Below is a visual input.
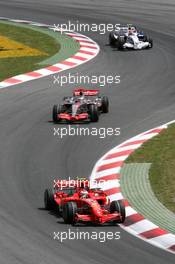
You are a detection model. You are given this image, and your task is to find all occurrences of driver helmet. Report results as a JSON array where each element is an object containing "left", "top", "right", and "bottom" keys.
[
  {"left": 80, "top": 189, "right": 88, "bottom": 198},
  {"left": 79, "top": 91, "right": 84, "bottom": 97},
  {"left": 79, "top": 91, "right": 85, "bottom": 101},
  {"left": 128, "top": 26, "right": 135, "bottom": 35},
  {"left": 128, "top": 28, "right": 133, "bottom": 35}
]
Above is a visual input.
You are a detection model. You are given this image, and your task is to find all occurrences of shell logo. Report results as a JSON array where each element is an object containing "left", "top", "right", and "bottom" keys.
[{"left": 0, "top": 36, "right": 48, "bottom": 58}]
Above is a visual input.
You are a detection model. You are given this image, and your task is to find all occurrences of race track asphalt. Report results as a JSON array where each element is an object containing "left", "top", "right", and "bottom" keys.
[{"left": 0, "top": 0, "right": 175, "bottom": 263}]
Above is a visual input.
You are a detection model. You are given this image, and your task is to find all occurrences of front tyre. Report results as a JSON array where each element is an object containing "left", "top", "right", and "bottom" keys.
[
  {"left": 101, "top": 96, "right": 109, "bottom": 113},
  {"left": 142, "top": 35, "right": 148, "bottom": 42},
  {"left": 52, "top": 104, "right": 63, "bottom": 122},
  {"left": 89, "top": 104, "right": 99, "bottom": 122},
  {"left": 147, "top": 38, "right": 153, "bottom": 49},
  {"left": 110, "top": 200, "right": 126, "bottom": 223},
  {"left": 52, "top": 105, "right": 58, "bottom": 122},
  {"left": 63, "top": 202, "right": 77, "bottom": 224}
]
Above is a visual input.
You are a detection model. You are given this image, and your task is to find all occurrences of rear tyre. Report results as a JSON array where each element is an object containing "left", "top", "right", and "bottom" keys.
[
  {"left": 101, "top": 96, "right": 109, "bottom": 113},
  {"left": 110, "top": 200, "right": 126, "bottom": 223},
  {"left": 89, "top": 104, "right": 99, "bottom": 122},
  {"left": 44, "top": 188, "right": 55, "bottom": 210},
  {"left": 63, "top": 202, "right": 77, "bottom": 224}
]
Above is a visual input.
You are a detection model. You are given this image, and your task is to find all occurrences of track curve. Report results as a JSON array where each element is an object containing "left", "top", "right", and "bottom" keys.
[{"left": 0, "top": 0, "right": 175, "bottom": 263}]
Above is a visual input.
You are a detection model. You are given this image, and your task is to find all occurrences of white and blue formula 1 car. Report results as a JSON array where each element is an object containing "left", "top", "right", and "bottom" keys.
[
  {"left": 109, "top": 24, "right": 153, "bottom": 50},
  {"left": 121, "top": 33, "right": 153, "bottom": 50}
]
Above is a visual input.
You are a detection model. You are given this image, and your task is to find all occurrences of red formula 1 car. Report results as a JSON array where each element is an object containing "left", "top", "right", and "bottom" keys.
[
  {"left": 44, "top": 179, "right": 125, "bottom": 225},
  {"left": 52, "top": 88, "right": 109, "bottom": 123}
]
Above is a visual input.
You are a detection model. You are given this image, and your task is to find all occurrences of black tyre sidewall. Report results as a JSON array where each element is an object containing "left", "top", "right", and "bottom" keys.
[
  {"left": 110, "top": 200, "right": 126, "bottom": 223},
  {"left": 89, "top": 104, "right": 99, "bottom": 122},
  {"left": 149, "top": 38, "right": 153, "bottom": 48},
  {"left": 117, "top": 36, "right": 125, "bottom": 50},
  {"left": 52, "top": 105, "right": 58, "bottom": 122},
  {"left": 44, "top": 188, "right": 55, "bottom": 210},
  {"left": 109, "top": 32, "right": 116, "bottom": 46},
  {"left": 63, "top": 202, "right": 77, "bottom": 224},
  {"left": 101, "top": 96, "right": 109, "bottom": 113}
]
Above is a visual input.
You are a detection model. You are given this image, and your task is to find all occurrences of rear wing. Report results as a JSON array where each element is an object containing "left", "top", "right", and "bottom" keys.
[{"left": 73, "top": 88, "right": 99, "bottom": 96}]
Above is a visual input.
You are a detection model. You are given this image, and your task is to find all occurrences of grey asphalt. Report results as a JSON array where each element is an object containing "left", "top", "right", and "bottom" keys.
[{"left": 0, "top": 0, "right": 175, "bottom": 263}]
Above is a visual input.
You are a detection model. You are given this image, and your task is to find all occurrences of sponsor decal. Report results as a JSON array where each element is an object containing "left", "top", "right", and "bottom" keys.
[{"left": 0, "top": 36, "right": 48, "bottom": 58}]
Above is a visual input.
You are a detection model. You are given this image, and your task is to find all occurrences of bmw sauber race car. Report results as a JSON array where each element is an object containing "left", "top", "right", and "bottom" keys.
[
  {"left": 109, "top": 24, "right": 153, "bottom": 50},
  {"left": 52, "top": 88, "right": 109, "bottom": 123},
  {"left": 44, "top": 178, "right": 126, "bottom": 225},
  {"left": 121, "top": 32, "right": 153, "bottom": 50}
]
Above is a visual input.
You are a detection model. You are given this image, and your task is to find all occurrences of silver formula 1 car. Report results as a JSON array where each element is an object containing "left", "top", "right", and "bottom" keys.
[{"left": 52, "top": 88, "right": 109, "bottom": 123}]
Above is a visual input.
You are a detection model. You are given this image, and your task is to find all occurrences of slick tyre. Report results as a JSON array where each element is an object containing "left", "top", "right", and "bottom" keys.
[
  {"left": 148, "top": 38, "right": 153, "bottom": 49},
  {"left": 109, "top": 32, "right": 117, "bottom": 46},
  {"left": 89, "top": 104, "right": 99, "bottom": 122},
  {"left": 52, "top": 105, "right": 58, "bottom": 122},
  {"left": 117, "top": 37, "right": 125, "bottom": 50},
  {"left": 101, "top": 96, "right": 109, "bottom": 113},
  {"left": 63, "top": 202, "right": 77, "bottom": 224},
  {"left": 110, "top": 200, "right": 126, "bottom": 223},
  {"left": 44, "top": 188, "right": 55, "bottom": 210},
  {"left": 143, "top": 35, "right": 148, "bottom": 42},
  {"left": 52, "top": 104, "right": 62, "bottom": 123}
]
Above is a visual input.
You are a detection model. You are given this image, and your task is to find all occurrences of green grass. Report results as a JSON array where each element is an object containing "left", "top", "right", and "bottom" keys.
[
  {"left": 0, "top": 22, "right": 60, "bottom": 81},
  {"left": 126, "top": 124, "right": 175, "bottom": 213}
]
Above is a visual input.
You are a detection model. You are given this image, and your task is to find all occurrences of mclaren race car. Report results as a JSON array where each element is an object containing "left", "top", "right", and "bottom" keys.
[
  {"left": 52, "top": 88, "right": 109, "bottom": 123},
  {"left": 109, "top": 24, "right": 152, "bottom": 50},
  {"left": 44, "top": 179, "right": 126, "bottom": 225}
]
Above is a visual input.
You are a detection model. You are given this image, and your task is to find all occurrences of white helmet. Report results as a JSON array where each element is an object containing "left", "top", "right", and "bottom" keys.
[{"left": 80, "top": 190, "right": 88, "bottom": 198}]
